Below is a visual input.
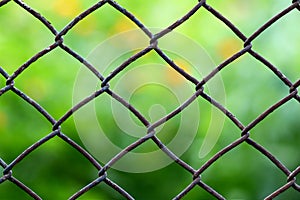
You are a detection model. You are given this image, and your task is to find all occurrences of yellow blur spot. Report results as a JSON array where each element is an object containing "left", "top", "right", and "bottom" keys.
[
  {"left": 112, "top": 17, "right": 137, "bottom": 34},
  {"left": 217, "top": 37, "right": 241, "bottom": 59},
  {"left": 53, "top": 0, "right": 82, "bottom": 18},
  {"left": 0, "top": 111, "right": 8, "bottom": 131},
  {"left": 165, "top": 58, "right": 191, "bottom": 86},
  {"left": 22, "top": 78, "right": 48, "bottom": 101},
  {"left": 74, "top": 15, "right": 97, "bottom": 36}
]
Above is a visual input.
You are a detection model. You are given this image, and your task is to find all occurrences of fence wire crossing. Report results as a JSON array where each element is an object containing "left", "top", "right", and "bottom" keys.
[{"left": 0, "top": 0, "right": 300, "bottom": 199}]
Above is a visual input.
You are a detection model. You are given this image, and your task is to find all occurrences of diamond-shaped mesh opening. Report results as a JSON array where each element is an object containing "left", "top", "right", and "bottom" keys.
[
  {"left": 0, "top": 92, "right": 51, "bottom": 156},
  {"left": 0, "top": 3, "right": 53, "bottom": 71},
  {"left": 210, "top": 0, "right": 298, "bottom": 38},
  {"left": 10, "top": 137, "right": 100, "bottom": 199},
  {"left": 115, "top": 0, "right": 198, "bottom": 29},
  {"left": 251, "top": 11, "right": 300, "bottom": 82},
  {"left": 62, "top": 4, "right": 143, "bottom": 56},
  {"left": 200, "top": 143, "right": 290, "bottom": 199},
  {"left": 22, "top": 0, "right": 100, "bottom": 30},
  {"left": 249, "top": 100, "right": 300, "bottom": 166},
  {"left": 14, "top": 47, "right": 81, "bottom": 118},
  {"left": 221, "top": 53, "right": 290, "bottom": 124}
]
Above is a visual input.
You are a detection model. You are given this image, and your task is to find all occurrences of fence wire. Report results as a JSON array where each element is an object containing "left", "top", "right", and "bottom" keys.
[{"left": 0, "top": 0, "right": 300, "bottom": 199}]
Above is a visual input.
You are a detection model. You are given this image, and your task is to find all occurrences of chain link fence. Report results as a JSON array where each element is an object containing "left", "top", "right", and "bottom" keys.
[{"left": 0, "top": 0, "right": 300, "bottom": 199}]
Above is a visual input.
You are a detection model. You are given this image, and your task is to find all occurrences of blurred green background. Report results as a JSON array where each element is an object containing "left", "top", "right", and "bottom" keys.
[{"left": 0, "top": 0, "right": 299, "bottom": 199}]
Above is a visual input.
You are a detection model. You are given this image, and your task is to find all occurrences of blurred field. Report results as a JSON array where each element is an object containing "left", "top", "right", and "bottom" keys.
[{"left": 0, "top": 0, "right": 299, "bottom": 199}]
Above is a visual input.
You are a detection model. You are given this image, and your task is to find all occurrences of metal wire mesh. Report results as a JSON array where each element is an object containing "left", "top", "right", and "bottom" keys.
[{"left": 0, "top": 0, "right": 299, "bottom": 199}]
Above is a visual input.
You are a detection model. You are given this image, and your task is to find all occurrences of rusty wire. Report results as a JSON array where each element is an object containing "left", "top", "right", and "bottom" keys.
[{"left": 0, "top": 0, "right": 300, "bottom": 199}]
